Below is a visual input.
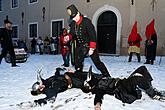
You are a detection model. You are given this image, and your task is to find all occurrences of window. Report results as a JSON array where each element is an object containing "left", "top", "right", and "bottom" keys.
[
  {"left": 11, "top": 0, "right": 19, "bottom": 9},
  {"left": 29, "top": 0, "right": 38, "bottom": 4},
  {"left": 12, "top": 26, "right": 18, "bottom": 38},
  {"left": 51, "top": 20, "right": 63, "bottom": 37},
  {"left": 0, "top": 0, "right": 2, "bottom": 11},
  {"left": 28, "top": 22, "right": 38, "bottom": 38}
]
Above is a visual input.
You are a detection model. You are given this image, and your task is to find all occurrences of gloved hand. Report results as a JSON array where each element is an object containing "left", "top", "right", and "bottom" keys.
[
  {"left": 88, "top": 48, "right": 95, "bottom": 56},
  {"left": 34, "top": 98, "right": 47, "bottom": 105}
]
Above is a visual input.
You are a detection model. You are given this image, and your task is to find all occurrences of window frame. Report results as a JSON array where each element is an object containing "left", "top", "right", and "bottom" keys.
[
  {"left": 0, "top": 0, "right": 3, "bottom": 12},
  {"left": 28, "top": 0, "right": 38, "bottom": 5},
  {"left": 50, "top": 19, "right": 64, "bottom": 38},
  {"left": 12, "top": 25, "right": 19, "bottom": 40},
  {"left": 28, "top": 22, "right": 38, "bottom": 39},
  {"left": 11, "top": 0, "right": 19, "bottom": 9}
]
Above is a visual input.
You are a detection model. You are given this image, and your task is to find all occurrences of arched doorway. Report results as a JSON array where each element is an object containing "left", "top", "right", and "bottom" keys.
[
  {"left": 92, "top": 5, "right": 122, "bottom": 55},
  {"left": 97, "top": 11, "right": 117, "bottom": 54}
]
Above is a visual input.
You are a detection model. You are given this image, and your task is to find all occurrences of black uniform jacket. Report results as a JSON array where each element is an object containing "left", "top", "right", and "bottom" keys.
[{"left": 70, "top": 16, "right": 97, "bottom": 47}]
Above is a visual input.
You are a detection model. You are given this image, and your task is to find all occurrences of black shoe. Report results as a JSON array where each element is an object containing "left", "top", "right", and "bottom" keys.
[
  {"left": 150, "top": 60, "right": 154, "bottom": 65},
  {"left": 144, "top": 61, "right": 150, "bottom": 64},
  {"left": 12, "top": 65, "right": 19, "bottom": 67},
  {"left": 64, "top": 64, "right": 69, "bottom": 67}
]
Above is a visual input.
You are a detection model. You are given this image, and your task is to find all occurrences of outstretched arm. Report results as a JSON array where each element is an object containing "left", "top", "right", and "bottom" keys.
[
  {"left": 34, "top": 88, "right": 57, "bottom": 105},
  {"left": 94, "top": 89, "right": 105, "bottom": 109}
]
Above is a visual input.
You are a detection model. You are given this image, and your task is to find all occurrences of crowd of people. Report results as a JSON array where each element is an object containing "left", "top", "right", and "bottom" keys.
[{"left": 30, "top": 36, "right": 59, "bottom": 55}]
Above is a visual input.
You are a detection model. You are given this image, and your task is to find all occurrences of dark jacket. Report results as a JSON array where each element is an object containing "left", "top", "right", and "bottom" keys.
[
  {"left": 0, "top": 28, "right": 13, "bottom": 49},
  {"left": 92, "top": 66, "right": 155, "bottom": 105},
  {"left": 145, "top": 34, "right": 157, "bottom": 60},
  {"left": 33, "top": 71, "right": 90, "bottom": 105}
]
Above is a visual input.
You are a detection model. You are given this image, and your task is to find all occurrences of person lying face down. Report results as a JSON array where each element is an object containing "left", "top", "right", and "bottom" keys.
[
  {"left": 30, "top": 67, "right": 102, "bottom": 105},
  {"left": 82, "top": 66, "right": 165, "bottom": 110}
]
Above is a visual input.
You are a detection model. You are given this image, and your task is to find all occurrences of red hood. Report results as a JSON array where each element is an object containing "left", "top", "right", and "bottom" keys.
[
  {"left": 128, "top": 21, "right": 138, "bottom": 42},
  {"left": 145, "top": 19, "right": 156, "bottom": 39}
]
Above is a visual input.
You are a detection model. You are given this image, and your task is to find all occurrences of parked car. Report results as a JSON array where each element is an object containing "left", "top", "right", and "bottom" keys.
[{"left": 5, "top": 48, "right": 28, "bottom": 63}]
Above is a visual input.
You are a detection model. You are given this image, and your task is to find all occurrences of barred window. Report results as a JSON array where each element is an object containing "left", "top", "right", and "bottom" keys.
[
  {"left": 0, "top": 0, "right": 2, "bottom": 11},
  {"left": 11, "top": 0, "right": 18, "bottom": 8},
  {"left": 51, "top": 20, "right": 63, "bottom": 37},
  {"left": 12, "top": 26, "right": 18, "bottom": 38},
  {"left": 29, "top": 0, "right": 38, "bottom": 4},
  {"left": 29, "top": 23, "right": 38, "bottom": 38}
]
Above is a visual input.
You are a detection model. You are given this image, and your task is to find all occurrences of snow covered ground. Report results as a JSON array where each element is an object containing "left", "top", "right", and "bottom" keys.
[{"left": 0, "top": 54, "right": 165, "bottom": 110}]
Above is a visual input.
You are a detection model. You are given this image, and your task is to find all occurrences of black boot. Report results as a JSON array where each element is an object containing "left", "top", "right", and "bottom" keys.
[
  {"left": 150, "top": 60, "right": 154, "bottom": 65},
  {"left": 0, "top": 56, "right": 2, "bottom": 64},
  {"left": 144, "top": 60, "right": 150, "bottom": 64},
  {"left": 136, "top": 53, "right": 141, "bottom": 62},
  {"left": 128, "top": 52, "right": 133, "bottom": 62}
]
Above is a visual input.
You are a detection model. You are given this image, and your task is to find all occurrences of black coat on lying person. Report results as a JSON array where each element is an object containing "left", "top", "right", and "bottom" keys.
[
  {"left": 82, "top": 66, "right": 164, "bottom": 106},
  {"left": 31, "top": 67, "right": 102, "bottom": 105}
]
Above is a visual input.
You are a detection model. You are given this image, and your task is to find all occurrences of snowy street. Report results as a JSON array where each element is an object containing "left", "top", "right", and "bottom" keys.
[{"left": 0, "top": 55, "right": 165, "bottom": 110}]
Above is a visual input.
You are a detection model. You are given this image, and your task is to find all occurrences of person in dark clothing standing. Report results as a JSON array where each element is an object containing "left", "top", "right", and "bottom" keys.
[
  {"left": 66, "top": 4, "right": 110, "bottom": 77},
  {"left": 0, "top": 19, "right": 17, "bottom": 67},
  {"left": 144, "top": 19, "right": 157, "bottom": 65},
  {"left": 31, "top": 37, "right": 37, "bottom": 54},
  {"left": 82, "top": 66, "right": 165, "bottom": 110}
]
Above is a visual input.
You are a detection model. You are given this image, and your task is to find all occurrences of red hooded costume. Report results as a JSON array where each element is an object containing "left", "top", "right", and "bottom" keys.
[
  {"left": 145, "top": 19, "right": 156, "bottom": 40},
  {"left": 128, "top": 21, "right": 142, "bottom": 48}
]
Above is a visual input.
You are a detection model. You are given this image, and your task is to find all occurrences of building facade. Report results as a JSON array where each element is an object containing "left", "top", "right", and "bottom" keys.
[{"left": 0, "top": 0, "right": 165, "bottom": 55}]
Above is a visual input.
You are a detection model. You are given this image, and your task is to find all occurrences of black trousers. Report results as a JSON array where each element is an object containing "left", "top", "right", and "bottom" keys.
[
  {"left": 75, "top": 46, "right": 110, "bottom": 77},
  {"left": 128, "top": 52, "right": 141, "bottom": 62},
  {"left": 0, "top": 47, "right": 16, "bottom": 66},
  {"left": 124, "top": 66, "right": 156, "bottom": 98}
]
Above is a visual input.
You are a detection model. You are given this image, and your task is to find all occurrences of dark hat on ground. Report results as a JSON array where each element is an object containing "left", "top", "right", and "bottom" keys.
[
  {"left": 67, "top": 4, "right": 79, "bottom": 19},
  {"left": 4, "top": 19, "right": 12, "bottom": 24}
]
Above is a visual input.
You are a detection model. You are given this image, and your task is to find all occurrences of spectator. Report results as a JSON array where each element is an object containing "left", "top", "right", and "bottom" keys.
[
  {"left": 128, "top": 21, "right": 142, "bottom": 62},
  {"left": 0, "top": 19, "right": 18, "bottom": 67},
  {"left": 44, "top": 36, "right": 50, "bottom": 54},
  {"left": 60, "top": 28, "right": 72, "bottom": 67},
  {"left": 50, "top": 37, "right": 56, "bottom": 54},
  {"left": 54, "top": 36, "right": 59, "bottom": 54},
  {"left": 37, "top": 36, "right": 44, "bottom": 55},
  {"left": 31, "top": 37, "right": 37, "bottom": 54},
  {"left": 144, "top": 19, "right": 157, "bottom": 65}
]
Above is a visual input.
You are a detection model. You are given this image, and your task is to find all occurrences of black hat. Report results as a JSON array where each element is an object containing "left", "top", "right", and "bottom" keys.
[
  {"left": 67, "top": 4, "right": 79, "bottom": 19},
  {"left": 4, "top": 19, "right": 12, "bottom": 24}
]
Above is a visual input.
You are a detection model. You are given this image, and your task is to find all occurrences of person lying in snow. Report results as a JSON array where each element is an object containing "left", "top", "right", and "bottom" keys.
[
  {"left": 82, "top": 66, "right": 165, "bottom": 110},
  {"left": 30, "top": 67, "right": 102, "bottom": 105}
]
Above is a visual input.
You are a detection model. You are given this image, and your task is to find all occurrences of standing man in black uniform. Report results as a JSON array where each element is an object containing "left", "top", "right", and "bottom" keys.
[
  {"left": 0, "top": 19, "right": 17, "bottom": 67},
  {"left": 66, "top": 4, "right": 110, "bottom": 77}
]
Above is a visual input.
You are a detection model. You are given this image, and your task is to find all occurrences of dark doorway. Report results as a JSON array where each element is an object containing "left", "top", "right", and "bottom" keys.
[{"left": 97, "top": 11, "right": 117, "bottom": 54}]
